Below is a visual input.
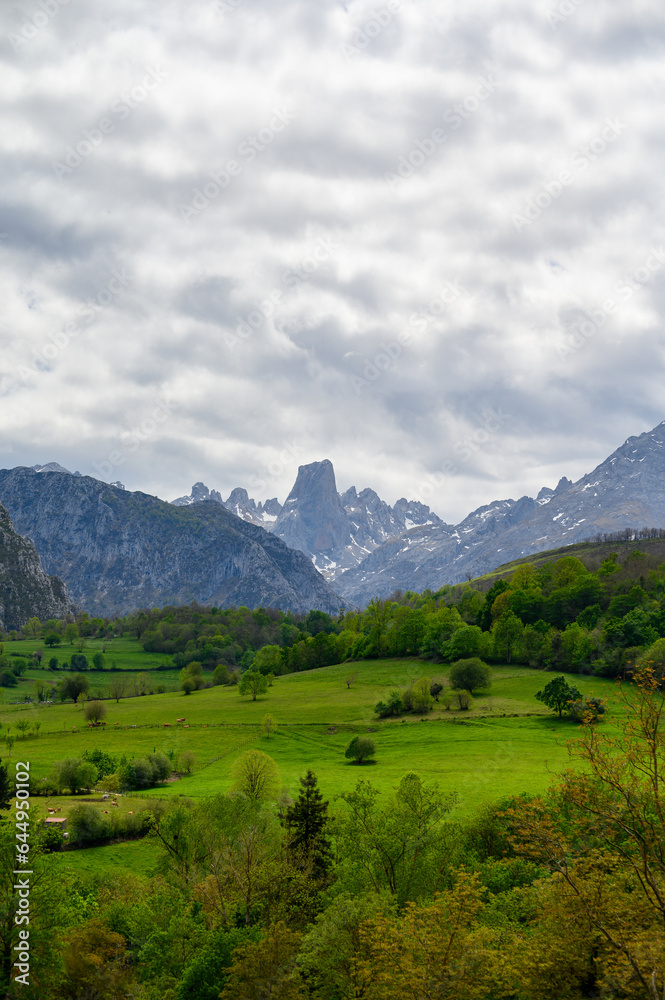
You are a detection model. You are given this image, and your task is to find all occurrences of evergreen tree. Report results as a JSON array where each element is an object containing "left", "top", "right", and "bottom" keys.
[
  {"left": 281, "top": 770, "right": 332, "bottom": 881},
  {"left": 0, "top": 765, "right": 11, "bottom": 811}
]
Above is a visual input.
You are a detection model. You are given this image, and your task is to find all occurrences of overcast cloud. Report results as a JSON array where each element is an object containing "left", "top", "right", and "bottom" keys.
[{"left": 1, "top": 0, "right": 664, "bottom": 523}]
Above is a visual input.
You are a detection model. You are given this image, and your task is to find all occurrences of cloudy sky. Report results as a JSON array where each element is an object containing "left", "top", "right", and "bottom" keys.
[{"left": 1, "top": 0, "right": 664, "bottom": 523}]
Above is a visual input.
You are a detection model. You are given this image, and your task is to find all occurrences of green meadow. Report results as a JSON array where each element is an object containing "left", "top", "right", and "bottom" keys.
[{"left": 4, "top": 658, "right": 621, "bottom": 816}]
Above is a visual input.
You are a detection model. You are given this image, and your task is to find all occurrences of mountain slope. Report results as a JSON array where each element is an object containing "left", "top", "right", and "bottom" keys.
[
  {"left": 335, "top": 421, "right": 665, "bottom": 605},
  {"left": 0, "top": 468, "right": 343, "bottom": 616},
  {"left": 0, "top": 502, "right": 76, "bottom": 629}
]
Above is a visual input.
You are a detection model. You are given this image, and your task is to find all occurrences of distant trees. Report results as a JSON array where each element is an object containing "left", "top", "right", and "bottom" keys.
[
  {"left": 109, "top": 676, "right": 127, "bottom": 703},
  {"left": 44, "top": 633, "right": 61, "bottom": 647}
]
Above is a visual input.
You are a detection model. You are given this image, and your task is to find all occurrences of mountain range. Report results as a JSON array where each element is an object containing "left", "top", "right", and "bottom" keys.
[
  {"left": 172, "top": 420, "right": 665, "bottom": 606},
  {"left": 0, "top": 468, "right": 342, "bottom": 617},
  {"left": 4, "top": 419, "right": 665, "bottom": 620}
]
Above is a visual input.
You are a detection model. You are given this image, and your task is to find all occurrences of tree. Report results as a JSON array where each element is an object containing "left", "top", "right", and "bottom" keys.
[
  {"left": 430, "top": 682, "right": 443, "bottom": 701},
  {"left": 535, "top": 675, "right": 582, "bottom": 718},
  {"left": 253, "top": 644, "right": 282, "bottom": 676},
  {"left": 230, "top": 749, "right": 281, "bottom": 802},
  {"left": 109, "top": 675, "right": 127, "bottom": 703},
  {"left": 70, "top": 652, "right": 89, "bottom": 671},
  {"left": 449, "top": 658, "right": 492, "bottom": 693},
  {"left": 181, "top": 676, "right": 196, "bottom": 696},
  {"left": 507, "top": 666, "right": 665, "bottom": 998},
  {"left": 492, "top": 611, "right": 524, "bottom": 663},
  {"left": 345, "top": 736, "right": 376, "bottom": 764},
  {"left": 178, "top": 750, "right": 196, "bottom": 774},
  {"left": 220, "top": 921, "right": 304, "bottom": 1000},
  {"left": 61, "top": 919, "right": 131, "bottom": 999},
  {"left": 59, "top": 673, "right": 90, "bottom": 703},
  {"left": 411, "top": 676, "right": 433, "bottom": 713},
  {"left": 345, "top": 671, "right": 358, "bottom": 689},
  {"left": 239, "top": 670, "right": 268, "bottom": 701},
  {"left": 64, "top": 623, "right": 79, "bottom": 644},
  {"left": 14, "top": 720, "right": 30, "bottom": 739},
  {"left": 281, "top": 770, "right": 332, "bottom": 881},
  {"left": 0, "top": 766, "right": 12, "bottom": 810},
  {"left": 83, "top": 700, "right": 108, "bottom": 724},
  {"left": 53, "top": 757, "right": 98, "bottom": 793},
  {"left": 44, "top": 633, "right": 61, "bottom": 647},
  {"left": 214, "top": 663, "right": 229, "bottom": 686},
  {"left": 48, "top": 656, "right": 59, "bottom": 671},
  {"left": 25, "top": 617, "right": 41, "bottom": 638},
  {"left": 92, "top": 651, "right": 106, "bottom": 670},
  {"left": 261, "top": 714, "right": 276, "bottom": 738}
]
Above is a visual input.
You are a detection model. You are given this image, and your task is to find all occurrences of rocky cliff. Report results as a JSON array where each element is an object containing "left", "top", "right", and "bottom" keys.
[
  {"left": 0, "top": 502, "right": 76, "bottom": 629},
  {"left": 172, "top": 460, "right": 445, "bottom": 579},
  {"left": 0, "top": 468, "right": 343, "bottom": 616}
]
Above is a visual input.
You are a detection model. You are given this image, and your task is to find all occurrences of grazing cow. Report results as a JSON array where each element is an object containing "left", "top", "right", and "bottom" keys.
[
  {"left": 127, "top": 811, "right": 134, "bottom": 815},
  {"left": 101, "top": 794, "right": 109, "bottom": 801},
  {"left": 163, "top": 723, "right": 171, "bottom": 727},
  {"left": 184, "top": 725, "right": 190, "bottom": 728},
  {"left": 112, "top": 802, "right": 119, "bottom": 807},
  {"left": 176, "top": 718, "right": 185, "bottom": 723}
]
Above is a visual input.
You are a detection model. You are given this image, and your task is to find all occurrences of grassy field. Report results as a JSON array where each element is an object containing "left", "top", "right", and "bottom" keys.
[{"left": 3, "top": 659, "right": 622, "bottom": 815}]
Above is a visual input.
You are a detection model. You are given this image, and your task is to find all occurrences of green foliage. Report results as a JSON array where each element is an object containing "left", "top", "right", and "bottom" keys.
[
  {"left": 281, "top": 769, "right": 332, "bottom": 880},
  {"left": 375, "top": 690, "right": 402, "bottom": 717},
  {"left": 83, "top": 699, "right": 107, "bottom": 723},
  {"left": 230, "top": 749, "right": 281, "bottom": 801},
  {"left": 239, "top": 669, "right": 268, "bottom": 701},
  {"left": 535, "top": 675, "right": 583, "bottom": 718},
  {"left": 449, "top": 657, "right": 492, "bottom": 693},
  {"left": 52, "top": 757, "right": 99, "bottom": 793},
  {"left": 345, "top": 736, "right": 376, "bottom": 764}
]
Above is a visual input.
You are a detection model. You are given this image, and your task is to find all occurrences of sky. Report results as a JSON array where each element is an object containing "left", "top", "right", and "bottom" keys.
[{"left": 1, "top": 0, "right": 665, "bottom": 524}]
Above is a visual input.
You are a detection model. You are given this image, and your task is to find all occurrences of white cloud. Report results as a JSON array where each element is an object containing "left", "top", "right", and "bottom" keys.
[{"left": 0, "top": 0, "right": 664, "bottom": 521}]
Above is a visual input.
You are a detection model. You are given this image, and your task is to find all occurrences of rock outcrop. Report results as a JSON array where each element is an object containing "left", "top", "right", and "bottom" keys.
[{"left": 0, "top": 502, "right": 76, "bottom": 629}]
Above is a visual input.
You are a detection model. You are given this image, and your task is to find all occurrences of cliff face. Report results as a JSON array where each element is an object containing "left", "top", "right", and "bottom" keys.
[
  {"left": 172, "top": 460, "right": 445, "bottom": 580},
  {"left": 0, "top": 468, "right": 343, "bottom": 616},
  {"left": 0, "top": 503, "right": 76, "bottom": 630}
]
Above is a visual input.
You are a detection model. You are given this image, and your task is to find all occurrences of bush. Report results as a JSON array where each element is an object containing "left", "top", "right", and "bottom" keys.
[
  {"left": 83, "top": 700, "right": 107, "bottom": 724},
  {"left": 345, "top": 736, "right": 376, "bottom": 764},
  {"left": 450, "top": 689, "right": 473, "bottom": 711},
  {"left": 570, "top": 697, "right": 606, "bottom": 723},
  {"left": 68, "top": 803, "right": 111, "bottom": 845},
  {"left": 52, "top": 758, "right": 99, "bottom": 793},
  {"left": 375, "top": 690, "right": 403, "bottom": 718},
  {"left": 449, "top": 658, "right": 491, "bottom": 693},
  {"left": 411, "top": 677, "right": 433, "bottom": 713}
]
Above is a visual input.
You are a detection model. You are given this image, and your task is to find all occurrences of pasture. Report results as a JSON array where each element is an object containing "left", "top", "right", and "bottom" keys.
[{"left": 6, "top": 658, "right": 621, "bottom": 816}]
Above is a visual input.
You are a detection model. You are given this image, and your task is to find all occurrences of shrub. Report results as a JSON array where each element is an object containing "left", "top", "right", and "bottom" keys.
[
  {"left": 570, "top": 697, "right": 606, "bottom": 723},
  {"left": 449, "top": 658, "right": 491, "bottom": 693},
  {"left": 450, "top": 689, "right": 473, "bottom": 711},
  {"left": 411, "top": 677, "right": 433, "bottom": 713},
  {"left": 68, "top": 804, "right": 111, "bottom": 845},
  {"left": 83, "top": 700, "right": 107, "bottom": 724},
  {"left": 375, "top": 690, "right": 403, "bottom": 718}
]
